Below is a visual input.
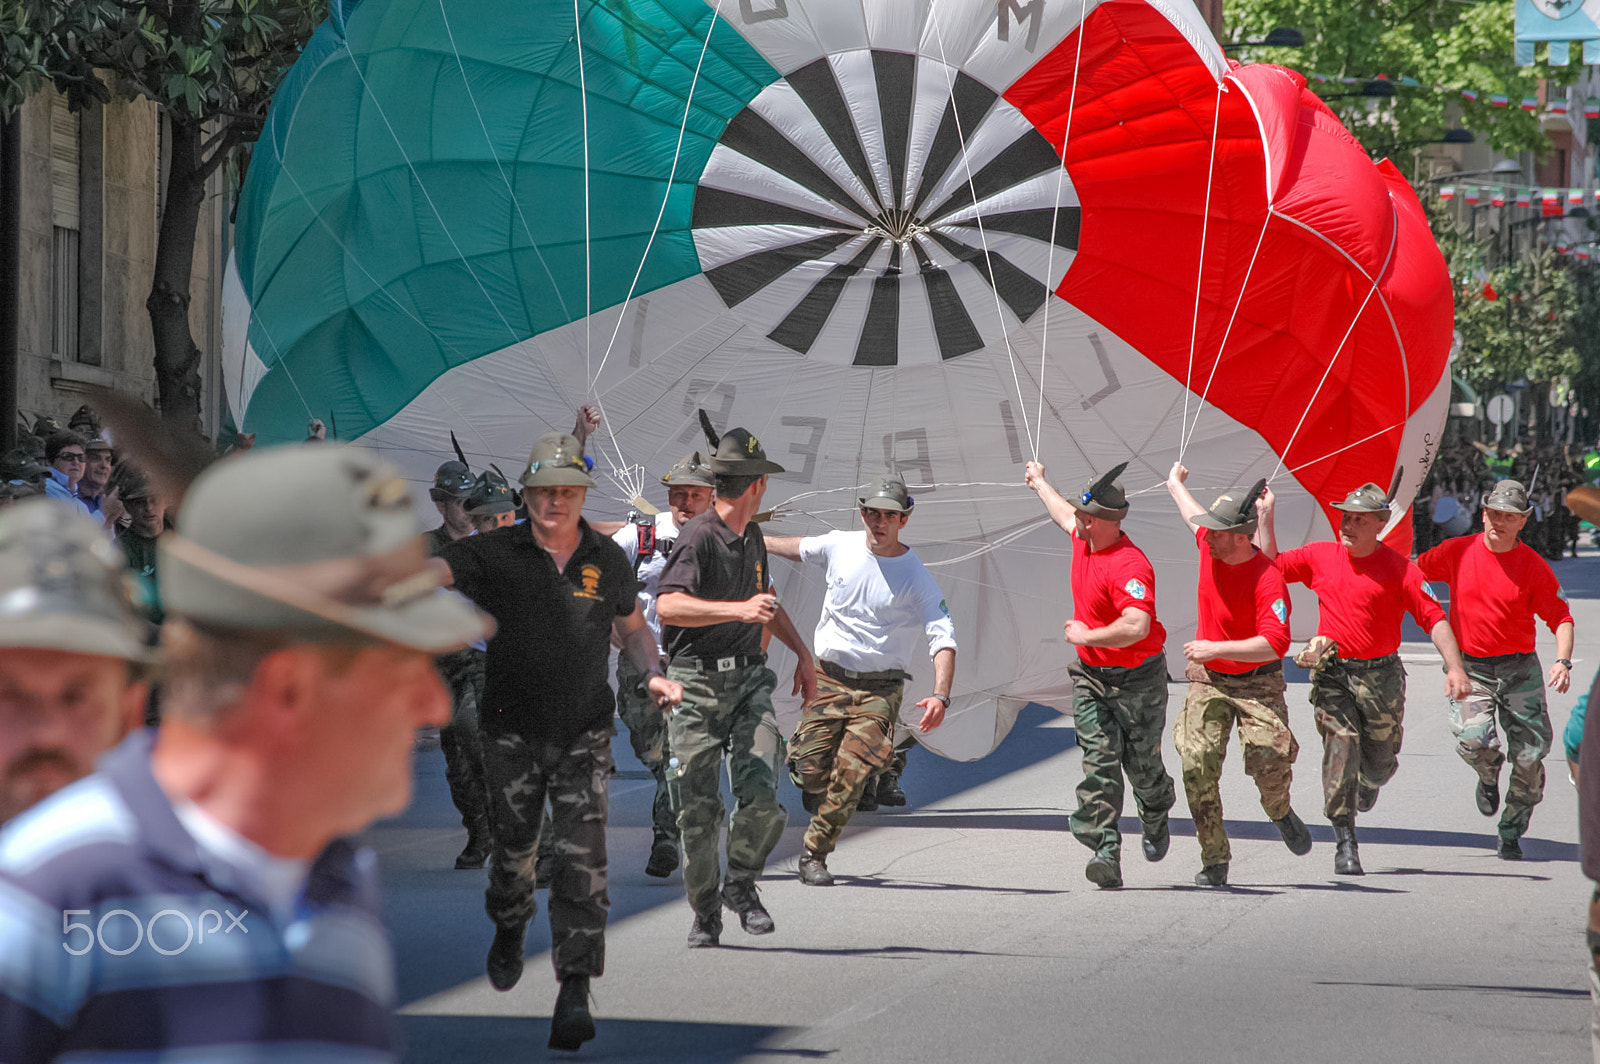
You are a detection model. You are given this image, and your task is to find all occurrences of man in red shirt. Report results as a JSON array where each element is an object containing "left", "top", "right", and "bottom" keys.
[
  {"left": 1026, "top": 459, "right": 1175, "bottom": 890},
  {"left": 1418, "top": 479, "right": 1575, "bottom": 859},
  {"left": 1259, "top": 482, "right": 1471, "bottom": 875},
  {"left": 1167, "top": 464, "right": 1311, "bottom": 887}
]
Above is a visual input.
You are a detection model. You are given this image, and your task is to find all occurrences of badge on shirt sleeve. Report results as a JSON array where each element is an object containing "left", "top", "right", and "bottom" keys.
[
  {"left": 1559, "top": 585, "right": 1569, "bottom": 601},
  {"left": 1124, "top": 578, "right": 1148, "bottom": 601},
  {"left": 1422, "top": 581, "right": 1440, "bottom": 602},
  {"left": 575, "top": 563, "right": 604, "bottom": 601},
  {"left": 755, "top": 560, "right": 765, "bottom": 593},
  {"left": 939, "top": 599, "right": 951, "bottom": 616},
  {"left": 1271, "top": 598, "right": 1287, "bottom": 623}
]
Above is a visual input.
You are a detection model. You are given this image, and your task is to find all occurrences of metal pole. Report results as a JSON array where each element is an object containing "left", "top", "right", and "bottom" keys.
[{"left": 0, "top": 111, "right": 19, "bottom": 455}]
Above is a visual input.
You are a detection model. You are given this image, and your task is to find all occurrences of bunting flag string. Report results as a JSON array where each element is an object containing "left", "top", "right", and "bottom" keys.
[
  {"left": 1305, "top": 71, "right": 1596, "bottom": 119},
  {"left": 1438, "top": 182, "right": 1598, "bottom": 216}
]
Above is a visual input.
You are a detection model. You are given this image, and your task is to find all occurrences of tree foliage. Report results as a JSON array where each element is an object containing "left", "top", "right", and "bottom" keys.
[
  {"left": 1225, "top": 0, "right": 1574, "bottom": 158},
  {"left": 1, "top": 0, "right": 325, "bottom": 430}
]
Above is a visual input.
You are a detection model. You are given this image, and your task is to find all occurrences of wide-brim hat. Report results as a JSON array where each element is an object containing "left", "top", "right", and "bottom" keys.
[
  {"left": 519, "top": 433, "right": 596, "bottom": 488},
  {"left": 1483, "top": 479, "right": 1533, "bottom": 515},
  {"left": 464, "top": 470, "right": 518, "bottom": 515},
  {"left": 84, "top": 435, "right": 114, "bottom": 454},
  {"left": 661, "top": 452, "right": 715, "bottom": 488},
  {"left": 1068, "top": 462, "right": 1130, "bottom": 520},
  {"left": 431, "top": 459, "right": 474, "bottom": 499},
  {"left": 1190, "top": 479, "right": 1267, "bottom": 534},
  {"left": 159, "top": 444, "right": 493, "bottom": 654},
  {"left": 859, "top": 473, "right": 912, "bottom": 512},
  {"left": 697, "top": 410, "right": 784, "bottom": 477},
  {"left": 0, "top": 498, "right": 151, "bottom": 661},
  {"left": 1330, "top": 482, "right": 1391, "bottom": 514}
]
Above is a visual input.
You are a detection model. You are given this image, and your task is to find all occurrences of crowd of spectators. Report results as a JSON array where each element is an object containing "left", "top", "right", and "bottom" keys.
[{"left": 1414, "top": 430, "right": 1593, "bottom": 559}]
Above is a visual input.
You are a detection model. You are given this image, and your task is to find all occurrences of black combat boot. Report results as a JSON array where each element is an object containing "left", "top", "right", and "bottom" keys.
[
  {"left": 875, "top": 772, "right": 907, "bottom": 807},
  {"left": 721, "top": 879, "right": 775, "bottom": 934},
  {"left": 645, "top": 835, "right": 679, "bottom": 878},
  {"left": 1356, "top": 780, "right": 1379, "bottom": 813},
  {"left": 1332, "top": 817, "right": 1363, "bottom": 875},
  {"left": 800, "top": 789, "right": 823, "bottom": 815},
  {"left": 455, "top": 819, "right": 491, "bottom": 870},
  {"left": 486, "top": 923, "right": 526, "bottom": 990},
  {"left": 798, "top": 849, "right": 835, "bottom": 886},
  {"left": 1141, "top": 817, "right": 1170, "bottom": 862},
  {"left": 1193, "top": 863, "right": 1228, "bottom": 887},
  {"left": 548, "top": 975, "right": 595, "bottom": 1050},
  {"left": 687, "top": 910, "right": 722, "bottom": 948},
  {"left": 1084, "top": 852, "right": 1122, "bottom": 889},
  {"left": 1274, "top": 808, "right": 1313, "bottom": 856},
  {"left": 1498, "top": 835, "right": 1523, "bottom": 860},
  {"left": 856, "top": 781, "right": 879, "bottom": 813},
  {"left": 1477, "top": 777, "right": 1500, "bottom": 816}
]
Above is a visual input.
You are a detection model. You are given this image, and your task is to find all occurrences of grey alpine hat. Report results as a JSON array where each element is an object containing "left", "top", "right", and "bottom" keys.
[
  {"left": 660, "top": 452, "right": 715, "bottom": 488},
  {"left": 1068, "top": 461, "right": 1130, "bottom": 520},
  {"left": 1483, "top": 479, "right": 1533, "bottom": 515},
  {"left": 519, "top": 433, "right": 596, "bottom": 489},
  {"left": 159, "top": 444, "right": 493, "bottom": 653},
  {"left": 1190, "top": 478, "right": 1268, "bottom": 534},
  {"left": 0, "top": 498, "right": 149, "bottom": 661},
  {"left": 697, "top": 410, "right": 784, "bottom": 477},
  {"left": 859, "top": 473, "right": 913, "bottom": 513},
  {"left": 3, "top": 448, "right": 47, "bottom": 485},
  {"left": 464, "top": 469, "right": 518, "bottom": 515},
  {"left": 1331, "top": 482, "right": 1391, "bottom": 514}
]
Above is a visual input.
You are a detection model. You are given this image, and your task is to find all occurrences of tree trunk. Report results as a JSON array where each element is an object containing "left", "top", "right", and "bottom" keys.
[{"left": 146, "top": 114, "right": 205, "bottom": 432}]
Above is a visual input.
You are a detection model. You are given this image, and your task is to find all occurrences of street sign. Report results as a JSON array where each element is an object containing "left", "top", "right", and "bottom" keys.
[{"left": 1486, "top": 393, "right": 1515, "bottom": 425}]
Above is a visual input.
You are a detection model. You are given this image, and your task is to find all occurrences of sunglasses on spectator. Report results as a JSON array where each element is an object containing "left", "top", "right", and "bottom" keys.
[{"left": 56, "top": 451, "right": 86, "bottom": 463}]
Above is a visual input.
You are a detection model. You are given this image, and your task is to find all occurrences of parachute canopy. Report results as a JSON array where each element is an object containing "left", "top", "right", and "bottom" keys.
[{"left": 227, "top": 0, "right": 1452, "bottom": 758}]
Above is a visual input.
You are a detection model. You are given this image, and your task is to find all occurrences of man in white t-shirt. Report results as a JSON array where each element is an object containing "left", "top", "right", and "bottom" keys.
[
  {"left": 766, "top": 474, "right": 957, "bottom": 886},
  {"left": 607, "top": 452, "right": 716, "bottom": 877}
]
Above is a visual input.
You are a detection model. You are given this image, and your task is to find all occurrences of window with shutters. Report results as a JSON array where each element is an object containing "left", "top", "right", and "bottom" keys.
[{"left": 50, "top": 93, "right": 80, "bottom": 360}]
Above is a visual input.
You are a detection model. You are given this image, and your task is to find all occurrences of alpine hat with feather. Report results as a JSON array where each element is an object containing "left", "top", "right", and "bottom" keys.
[
  {"left": 1069, "top": 462, "right": 1131, "bottom": 520},
  {"left": 697, "top": 410, "right": 784, "bottom": 476}
]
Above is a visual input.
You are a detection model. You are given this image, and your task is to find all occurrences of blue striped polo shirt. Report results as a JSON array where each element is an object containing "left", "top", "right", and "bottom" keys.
[{"left": 0, "top": 731, "right": 397, "bottom": 1063}]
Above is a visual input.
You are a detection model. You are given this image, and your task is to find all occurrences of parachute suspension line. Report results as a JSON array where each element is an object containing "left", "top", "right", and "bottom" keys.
[
  {"left": 573, "top": 0, "right": 595, "bottom": 391},
  {"left": 1178, "top": 81, "right": 1226, "bottom": 462},
  {"left": 1268, "top": 278, "right": 1381, "bottom": 483},
  {"left": 585, "top": 2, "right": 724, "bottom": 492},
  {"left": 1279, "top": 417, "right": 1406, "bottom": 481},
  {"left": 591, "top": 0, "right": 722, "bottom": 394},
  {"left": 928, "top": 12, "right": 1037, "bottom": 459},
  {"left": 923, "top": 516, "right": 1055, "bottom": 567},
  {"left": 342, "top": 48, "right": 527, "bottom": 351},
  {"left": 1178, "top": 197, "right": 1273, "bottom": 457},
  {"left": 1032, "top": 0, "right": 1091, "bottom": 461},
  {"left": 436, "top": 0, "right": 572, "bottom": 325}
]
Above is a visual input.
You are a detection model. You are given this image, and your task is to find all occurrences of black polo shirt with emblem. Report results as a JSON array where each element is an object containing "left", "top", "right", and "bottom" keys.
[
  {"left": 440, "top": 519, "right": 638, "bottom": 744},
  {"left": 655, "top": 508, "right": 770, "bottom": 663}
]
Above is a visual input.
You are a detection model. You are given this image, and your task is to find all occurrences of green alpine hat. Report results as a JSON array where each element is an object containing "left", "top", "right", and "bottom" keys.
[
  {"left": 697, "top": 410, "right": 785, "bottom": 477},
  {"left": 430, "top": 459, "right": 474, "bottom": 499},
  {"left": 2, "top": 448, "right": 47, "bottom": 485},
  {"left": 84, "top": 435, "right": 114, "bottom": 455},
  {"left": 859, "top": 473, "right": 913, "bottom": 512},
  {"left": 159, "top": 444, "right": 493, "bottom": 653},
  {"left": 1069, "top": 462, "right": 1130, "bottom": 520},
  {"left": 1331, "top": 482, "right": 1391, "bottom": 514},
  {"left": 660, "top": 452, "right": 715, "bottom": 488},
  {"left": 518, "top": 432, "right": 596, "bottom": 489},
  {"left": 464, "top": 469, "right": 518, "bottom": 515},
  {"left": 1483, "top": 479, "right": 1533, "bottom": 515},
  {"left": 0, "top": 497, "right": 149, "bottom": 661},
  {"left": 1191, "top": 478, "right": 1268, "bottom": 534}
]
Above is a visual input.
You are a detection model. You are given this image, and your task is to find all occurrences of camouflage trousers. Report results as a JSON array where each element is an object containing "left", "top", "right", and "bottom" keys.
[
  {"left": 1068, "top": 652, "right": 1176, "bottom": 860},
  {"left": 437, "top": 648, "right": 489, "bottom": 837},
  {"left": 787, "top": 662, "right": 905, "bottom": 856},
  {"left": 1309, "top": 654, "right": 1405, "bottom": 821},
  {"left": 666, "top": 662, "right": 786, "bottom": 918},
  {"left": 616, "top": 654, "right": 678, "bottom": 845},
  {"left": 1449, "top": 652, "right": 1553, "bottom": 841},
  {"left": 1174, "top": 662, "right": 1299, "bottom": 867},
  {"left": 481, "top": 722, "right": 614, "bottom": 979}
]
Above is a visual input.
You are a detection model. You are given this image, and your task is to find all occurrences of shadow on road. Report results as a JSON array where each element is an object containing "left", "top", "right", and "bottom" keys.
[
  {"left": 1314, "top": 980, "right": 1588, "bottom": 1000},
  {"left": 398, "top": 1016, "right": 832, "bottom": 1062}
]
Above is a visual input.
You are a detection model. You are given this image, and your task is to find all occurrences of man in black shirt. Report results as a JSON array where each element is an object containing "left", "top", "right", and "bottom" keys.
[
  {"left": 656, "top": 413, "right": 817, "bottom": 948},
  {"left": 434, "top": 432, "right": 680, "bottom": 1051}
]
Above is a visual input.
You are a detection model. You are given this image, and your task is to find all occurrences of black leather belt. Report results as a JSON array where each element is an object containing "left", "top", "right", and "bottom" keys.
[
  {"left": 820, "top": 659, "right": 907, "bottom": 683},
  {"left": 669, "top": 652, "right": 767, "bottom": 673},
  {"left": 1209, "top": 659, "right": 1283, "bottom": 678}
]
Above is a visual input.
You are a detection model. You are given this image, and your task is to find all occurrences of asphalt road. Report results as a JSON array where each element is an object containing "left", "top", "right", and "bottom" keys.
[{"left": 369, "top": 550, "right": 1599, "bottom": 1063}]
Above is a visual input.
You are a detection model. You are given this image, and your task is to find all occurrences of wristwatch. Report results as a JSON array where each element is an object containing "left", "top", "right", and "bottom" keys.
[
  {"left": 1558, "top": 658, "right": 1573, "bottom": 668},
  {"left": 931, "top": 693, "right": 951, "bottom": 708}
]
